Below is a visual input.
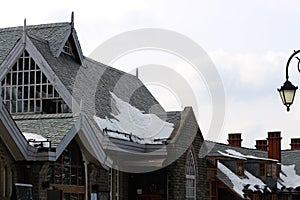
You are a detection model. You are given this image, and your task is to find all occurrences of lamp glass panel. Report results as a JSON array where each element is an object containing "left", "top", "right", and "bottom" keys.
[
  {"left": 279, "top": 90, "right": 286, "bottom": 104},
  {"left": 284, "top": 89, "right": 296, "bottom": 104}
]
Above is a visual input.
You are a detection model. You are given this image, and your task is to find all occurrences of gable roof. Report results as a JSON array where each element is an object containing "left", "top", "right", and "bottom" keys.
[
  {"left": 0, "top": 22, "right": 72, "bottom": 65},
  {"left": 0, "top": 20, "right": 182, "bottom": 165},
  {"left": 13, "top": 113, "right": 79, "bottom": 148},
  {"left": 23, "top": 28, "right": 166, "bottom": 119}
]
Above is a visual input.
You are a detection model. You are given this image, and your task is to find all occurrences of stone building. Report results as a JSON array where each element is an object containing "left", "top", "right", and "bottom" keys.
[
  {"left": 2, "top": 14, "right": 300, "bottom": 200},
  {"left": 0, "top": 14, "right": 207, "bottom": 200}
]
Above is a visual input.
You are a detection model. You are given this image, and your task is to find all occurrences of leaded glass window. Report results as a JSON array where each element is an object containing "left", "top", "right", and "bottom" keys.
[
  {"left": 47, "top": 141, "right": 84, "bottom": 186},
  {"left": 1, "top": 51, "right": 70, "bottom": 114},
  {"left": 186, "top": 150, "right": 196, "bottom": 200}
]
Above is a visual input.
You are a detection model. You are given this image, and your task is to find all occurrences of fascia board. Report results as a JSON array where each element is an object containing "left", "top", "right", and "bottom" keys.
[
  {"left": 79, "top": 114, "right": 112, "bottom": 167},
  {"left": 0, "top": 104, "right": 27, "bottom": 160}
]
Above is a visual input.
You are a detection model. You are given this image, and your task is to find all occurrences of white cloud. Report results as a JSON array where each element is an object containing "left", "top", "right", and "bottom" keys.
[
  {"left": 209, "top": 50, "right": 286, "bottom": 87},
  {"left": 208, "top": 50, "right": 300, "bottom": 149}
]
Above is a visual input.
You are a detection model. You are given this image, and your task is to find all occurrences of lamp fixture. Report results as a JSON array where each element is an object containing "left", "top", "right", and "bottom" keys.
[{"left": 278, "top": 50, "right": 300, "bottom": 111}]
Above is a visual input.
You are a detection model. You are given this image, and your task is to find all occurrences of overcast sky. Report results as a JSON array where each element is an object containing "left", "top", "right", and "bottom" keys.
[{"left": 2, "top": 0, "right": 300, "bottom": 149}]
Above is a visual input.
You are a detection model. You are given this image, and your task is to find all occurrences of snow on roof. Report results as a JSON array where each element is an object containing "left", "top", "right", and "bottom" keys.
[
  {"left": 218, "top": 151, "right": 247, "bottom": 160},
  {"left": 278, "top": 164, "right": 300, "bottom": 188},
  {"left": 218, "top": 161, "right": 267, "bottom": 197},
  {"left": 22, "top": 132, "right": 50, "bottom": 148},
  {"left": 93, "top": 93, "right": 174, "bottom": 144},
  {"left": 225, "top": 149, "right": 278, "bottom": 162}
]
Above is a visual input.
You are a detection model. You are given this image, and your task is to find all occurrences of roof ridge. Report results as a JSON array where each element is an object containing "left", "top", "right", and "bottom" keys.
[
  {"left": 204, "top": 140, "right": 266, "bottom": 152},
  {"left": 0, "top": 22, "right": 70, "bottom": 32}
]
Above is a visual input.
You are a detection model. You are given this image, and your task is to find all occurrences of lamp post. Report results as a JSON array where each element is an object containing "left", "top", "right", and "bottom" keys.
[{"left": 278, "top": 50, "right": 300, "bottom": 111}]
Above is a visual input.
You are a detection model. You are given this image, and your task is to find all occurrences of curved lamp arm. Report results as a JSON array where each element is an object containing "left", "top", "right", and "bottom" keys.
[{"left": 285, "top": 49, "right": 300, "bottom": 80}]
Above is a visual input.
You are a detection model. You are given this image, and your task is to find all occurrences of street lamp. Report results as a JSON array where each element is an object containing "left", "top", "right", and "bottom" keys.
[{"left": 278, "top": 50, "right": 300, "bottom": 111}]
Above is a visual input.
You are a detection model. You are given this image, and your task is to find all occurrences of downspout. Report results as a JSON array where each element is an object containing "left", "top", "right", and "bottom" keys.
[
  {"left": 82, "top": 152, "right": 89, "bottom": 200},
  {"left": 84, "top": 162, "right": 88, "bottom": 200}
]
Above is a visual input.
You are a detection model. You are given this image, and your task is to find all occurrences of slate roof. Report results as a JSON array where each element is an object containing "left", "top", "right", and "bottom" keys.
[
  {"left": 282, "top": 149, "right": 300, "bottom": 176},
  {"left": 0, "top": 22, "right": 71, "bottom": 65},
  {"left": 205, "top": 140, "right": 300, "bottom": 197},
  {"left": 12, "top": 113, "right": 79, "bottom": 147},
  {"left": 205, "top": 140, "right": 268, "bottom": 159},
  {"left": 0, "top": 21, "right": 177, "bottom": 148}
]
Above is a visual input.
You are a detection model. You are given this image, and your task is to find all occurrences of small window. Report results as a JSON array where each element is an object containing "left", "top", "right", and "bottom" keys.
[
  {"left": 272, "top": 163, "right": 277, "bottom": 177},
  {"left": 259, "top": 162, "right": 277, "bottom": 177},
  {"left": 266, "top": 163, "right": 272, "bottom": 177},
  {"left": 236, "top": 160, "right": 244, "bottom": 176},
  {"left": 259, "top": 163, "right": 265, "bottom": 177},
  {"left": 63, "top": 41, "right": 74, "bottom": 57}
]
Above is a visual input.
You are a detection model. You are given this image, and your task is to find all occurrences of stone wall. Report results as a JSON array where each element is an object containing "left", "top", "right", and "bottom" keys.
[
  {"left": 0, "top": 137, "right": 16, "bottom": 199},
  {"left": 167, "top": 129, "right": 208, "bottom": 200}
]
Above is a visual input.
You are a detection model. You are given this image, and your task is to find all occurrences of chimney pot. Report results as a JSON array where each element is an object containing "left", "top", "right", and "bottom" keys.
[
  {"left": 291, "top": 138, "right": 300, "bottom": 150},
  {"left": 255, "top": 140, "right": 268, "bottom": 151},
  {"left": 267, "top": 131, "right": 282, "bottom": 162},
  {"left": 228, "top": 133, "right": 242, "bottom": 147}
]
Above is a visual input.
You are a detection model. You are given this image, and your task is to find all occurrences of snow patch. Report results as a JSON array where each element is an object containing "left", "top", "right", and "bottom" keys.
[
  {"left": 93, "top": 93, "right": 174, "bottom": 144},
  {"left": 218, "top": 151, "right": 246, "bottom": 160},
  {"left": 23, "top": 132, "right": 50, "bottom": 148},
  {"left": 218, "top": 161, "right": 267, "bottom": 197},
  {"left": 279, "top": 164, "right": 300, "bottom": 188},
  {"left": 225, "top": 149, "right": 278, "bottom": 162}
]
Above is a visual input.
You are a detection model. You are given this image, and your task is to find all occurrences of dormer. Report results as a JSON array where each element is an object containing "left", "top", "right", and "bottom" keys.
[{"left": 55, "top": 12, "right": 84, "bottom": 65}]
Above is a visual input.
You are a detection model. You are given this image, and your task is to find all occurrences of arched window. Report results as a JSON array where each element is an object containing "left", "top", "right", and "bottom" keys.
[{"left": 186, "top": 150, "right": 196, "bottom": 200}]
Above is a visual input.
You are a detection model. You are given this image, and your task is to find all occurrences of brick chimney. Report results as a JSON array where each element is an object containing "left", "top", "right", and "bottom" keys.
[
  {"left": 290, "top": 138, "right": 300, "bottom": 150},
  {"left": 267, "top": 131, "right": 282, "bottom": 162},
  {"left": 255, "top": 140, "right": 268, "bottom": 151},
  {"left": 228, "top": 133, "right": 242, "bottom": 147}
]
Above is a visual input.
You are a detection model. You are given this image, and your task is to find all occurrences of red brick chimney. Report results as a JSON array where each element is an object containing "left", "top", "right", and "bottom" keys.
[
  {"left": 255, "top": 140, "right": 268, "bottom": 151},
  {"left": 290, "top": 138, "right": 300, "bottom": 150},
  {"left": 267, "top": 131, "right": 282, "bottom": 162},
  {"left": 228, "top": 133, "right": 242, "bottom": 147}
]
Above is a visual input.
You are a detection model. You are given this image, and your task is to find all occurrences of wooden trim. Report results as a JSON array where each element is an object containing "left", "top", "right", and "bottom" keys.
[{"left": 50, "top": 184, "right": 85, "bottom": 193}]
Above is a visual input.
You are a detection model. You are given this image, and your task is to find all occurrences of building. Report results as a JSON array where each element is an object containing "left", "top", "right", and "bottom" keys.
[
  {"left": 0, "top": 14, "right": 207, "bottom": 199},
  {"left": 205, "top": 132, "right": 300, "bottom": 200},
  {"left": 2, "top": 14, "right": 300, "bottom": 200}
]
